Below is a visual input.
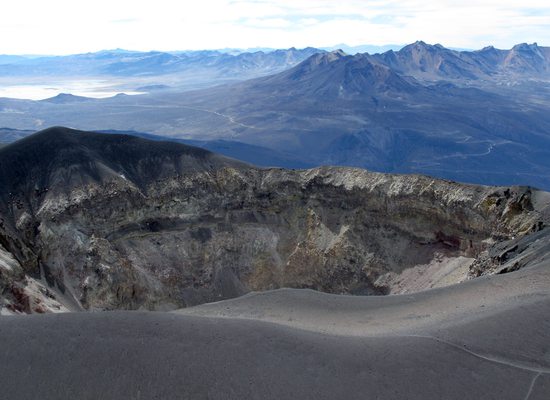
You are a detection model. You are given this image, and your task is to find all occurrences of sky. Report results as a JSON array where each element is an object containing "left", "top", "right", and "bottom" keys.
[{"left": 1, "top": 0, "right": 549, "bottom": 54}]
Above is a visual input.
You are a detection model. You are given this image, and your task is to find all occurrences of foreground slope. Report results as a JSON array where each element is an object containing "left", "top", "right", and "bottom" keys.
[
  {"left": 0, "top": 258, "right": 548, "bottom": 399},
  {"left": 0, "top": 127, "right": 549, "bottom": 313}
]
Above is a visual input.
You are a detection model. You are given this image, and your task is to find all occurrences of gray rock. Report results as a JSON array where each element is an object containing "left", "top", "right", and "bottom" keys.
[{"left": 0, "top": 127, "right": 548, "bottom": 312}]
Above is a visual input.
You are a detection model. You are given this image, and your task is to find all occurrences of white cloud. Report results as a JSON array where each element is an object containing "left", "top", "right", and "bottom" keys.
[
  {"left": 243, "top": 18, "right": 292, "bottom": 29},
  {"left": 0, "top": 0, "right": 548, "bottom": 54}
]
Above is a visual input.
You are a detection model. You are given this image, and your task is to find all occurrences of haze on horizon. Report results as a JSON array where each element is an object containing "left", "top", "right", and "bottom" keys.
[{"left": 1, "top": 0, "right": 549, "bottom": 55}]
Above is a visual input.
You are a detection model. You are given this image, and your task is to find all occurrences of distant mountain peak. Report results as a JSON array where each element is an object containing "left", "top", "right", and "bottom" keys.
[
  {"left": 255, "top": 49, "right": 417, "bottom": 96},
  {"left": 399, "top": 41, "right": 442, "bottom": 55},
  {"left": 479, "top": 45, "right": 496, "bottom": 51},
  {"left": 408, "top": 41, "right": 451, "bottom": 52},
  {"left": 309, "top": 49, "right": 348, "bottom": 62},
  {"left": 412, "top": 40, "right": 427, "bottom": 46},
  {"left": 505, "top": 42, "right": 548, "bottom": 70},
  {"left": 322, "top": 49, "right": 348, "bottom": 62},
  {"left": 509, "top": 43, "right": 545, "bottom": 58},
  {"left": 40, "top": 93, "right": 92, "bottom": 103},
  {"left": 287, "top": 50, "right": 349, "bottom": 74},
  {"left": 512, "top": 42, "right": 539, "bottom": 51}
]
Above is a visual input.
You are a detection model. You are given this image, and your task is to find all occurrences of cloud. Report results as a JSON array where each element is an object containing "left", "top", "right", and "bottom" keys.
[
  {"left": 0, "top": 0, "right": 548, "bottom": 53},
  {"left": 242, "top": 18, "right": 292, "bottom": 29}
]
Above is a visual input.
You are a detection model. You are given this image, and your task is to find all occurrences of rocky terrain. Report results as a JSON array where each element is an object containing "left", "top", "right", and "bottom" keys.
[
  {"left": 371, "top": 41, "right": 550, "bottom": 83},
  {"left": 1, "top": 127, "right": 550, "bottom": 399},
  {"left": 1, "top": 127, "right": 549, "bottom": 313}
]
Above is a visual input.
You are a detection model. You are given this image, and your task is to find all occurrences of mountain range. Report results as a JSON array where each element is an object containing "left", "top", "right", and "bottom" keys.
[
  {"left": 0, "top": 47, "right": 323, "bottom": 93},
  {"left": 371, "top": 41, "right": 550, "bottom": 82},
  {"left": 4, "top": 41, "right": 548, "bottom": 81},
  {"left": 2, "top": 42, "right": 549, "bottom": 189},
  {"left": 0, "top": 47, "right": 323, "bottom": 77}
]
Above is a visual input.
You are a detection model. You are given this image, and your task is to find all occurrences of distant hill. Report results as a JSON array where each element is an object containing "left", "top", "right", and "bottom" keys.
[
  {"left": 249, "top": 50, "right": 420, "bottom": 97},
  {"left": 321, "top": 43, "right": 403, "bottom": 54},
  {"left": 40, "top": 93, "right": 94, "bottom": 103}
]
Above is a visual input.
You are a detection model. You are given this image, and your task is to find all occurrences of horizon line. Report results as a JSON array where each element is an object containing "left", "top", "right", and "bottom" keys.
[{"left": 1, "top": 40, "right": 547, "bottom": 57}]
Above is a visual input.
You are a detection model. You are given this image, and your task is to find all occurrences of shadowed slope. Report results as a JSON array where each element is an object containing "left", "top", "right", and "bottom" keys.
[{"left": 0, "top": 126, "right": 243, "bottom": 209}]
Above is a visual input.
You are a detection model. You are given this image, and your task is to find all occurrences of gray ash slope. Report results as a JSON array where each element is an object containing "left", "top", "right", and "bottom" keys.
[
  {"left": 0, "top": 251, "right": 549, "bottom": 399},
  {"left": 1, "top": 127, "right": 549, "bottom": 313}
]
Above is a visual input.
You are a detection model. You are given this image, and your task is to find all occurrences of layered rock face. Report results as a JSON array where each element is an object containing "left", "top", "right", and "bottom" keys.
[{"left": 0, "top": 128, "right": 548, "bottom": 313}]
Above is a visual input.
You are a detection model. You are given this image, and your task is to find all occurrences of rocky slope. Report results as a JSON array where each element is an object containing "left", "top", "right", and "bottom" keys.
[
  {"left": 1, "top": 127, "right": 548, "bottom": 313},
  {"left": 371, "top": 41, "right": 550, "bottom": 82}
]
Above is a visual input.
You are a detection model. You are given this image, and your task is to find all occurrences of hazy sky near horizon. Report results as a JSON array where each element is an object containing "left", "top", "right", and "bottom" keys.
[{"left": 1, "top": 0, "right": 549, "bottom": 54}]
